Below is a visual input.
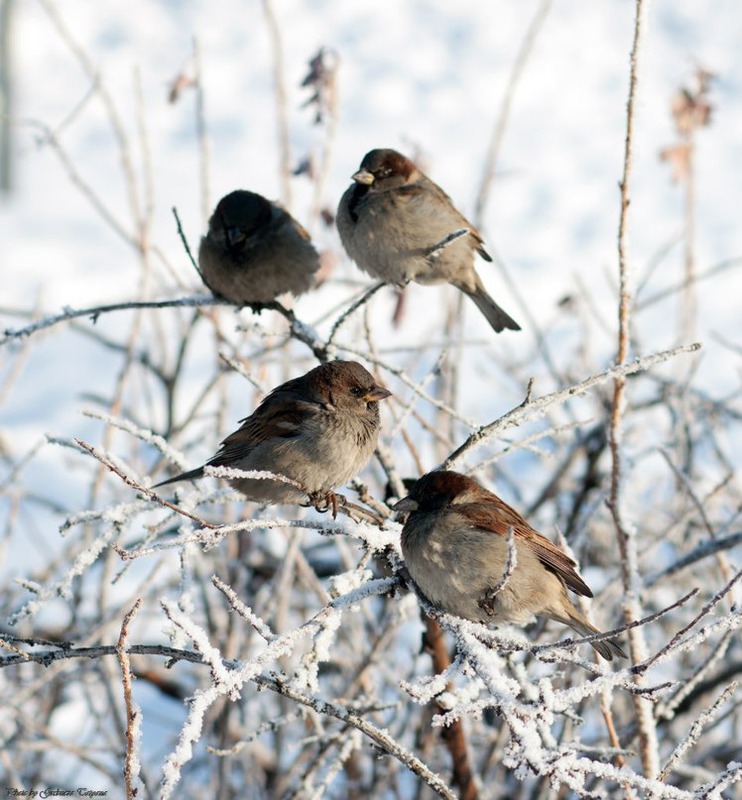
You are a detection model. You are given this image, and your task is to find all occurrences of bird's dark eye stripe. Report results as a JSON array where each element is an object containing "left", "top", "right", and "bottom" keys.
[{"left": 351, "top": 386, "right": 366, "bottom": 397}]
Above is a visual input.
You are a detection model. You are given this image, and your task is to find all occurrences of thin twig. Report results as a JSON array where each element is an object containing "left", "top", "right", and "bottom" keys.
[
  {"left": 532, "top": 587, "right": 699, "bottom": 661},
  {"left": 211, "top": 576, "right": 275, "bottom": 641},
  {"left": 73, "top": 438, "right": 219, "bottom": 530},
  {"left": 645, "top": 531, "right": 742, "bottom": 587},
  {"left": 606, "top": 0, "right": 659, "bottom": 778},
  {"left": 658, "top": 682, "right": 737, "bottom": 781},
  {"left": 261, "top": 0, "right": 291, "bottom": 206},
  {"left": 326, "top": 282, "right": 385, "bottom": 349},
  {"left": 474, "top": 0, "right": 552, "bottom": 225},
  {"left": 172, "top": 206, "right": 202, "bottom": 276},
  {"left": 443, "top": 342, "right": 700, "bottom": 470},
  {"left": 1, "top": 295, "right": 221, "bottom": 344},
  {"left": 426, "top": 228, "right": 468, "bottom": 258},
  {"left": 116, "top": 599, "right": 145, "bottom": 800},
  {"left": 640, "top": 566, "right": 742, "bottom": 671},
  {"left": 258, "top": 675, "right": 457, "bottom": 800},
  {"left": 479, "top": 527, "right": 517, "bottom": 614}
]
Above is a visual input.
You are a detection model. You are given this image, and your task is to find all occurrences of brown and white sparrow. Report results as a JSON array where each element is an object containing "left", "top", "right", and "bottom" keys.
[
  {"left": 336, "top": 149, "right": 520, "bottom": 333},
  {"left": 199, "top": 190, "right": 319, "bottom": 305},
  {"left": 396, "top": 470, "right": 626, "bottom": 660},
  {"left": 155, "top": 361, "right": 391, "bottom": 507}
]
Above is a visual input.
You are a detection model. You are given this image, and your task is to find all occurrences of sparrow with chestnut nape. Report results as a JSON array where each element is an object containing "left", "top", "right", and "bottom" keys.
[
  {"left": 155, "top": 360, "right": 391, "bottom": 512},
  {"left": 396, "top": 470, "right": 626, "bottom": 660},
  {"left": 336, "top": 148, "right": 520, "bottom": 333}
]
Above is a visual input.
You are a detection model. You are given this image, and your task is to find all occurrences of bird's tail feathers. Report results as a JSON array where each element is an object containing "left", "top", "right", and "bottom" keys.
[
  {"left": 153, "top": 466, "right": 205, "bottom": 489},
  {"left": 458, "top": 279, "right": 520, "bottom": 333},
  {"left": 559, "top": 606, "right": 627, "bottom": 661}
]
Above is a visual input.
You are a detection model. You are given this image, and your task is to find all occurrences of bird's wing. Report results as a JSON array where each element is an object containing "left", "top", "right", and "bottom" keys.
[
  {"left": 208, "top": 389, "right": 319, "bottom": 466},
  {"left": 395, "top": 180, "right": 492, "bottom": 261},
  {"left": 461, "top": 498, "right": 593, "bottom": 597}
]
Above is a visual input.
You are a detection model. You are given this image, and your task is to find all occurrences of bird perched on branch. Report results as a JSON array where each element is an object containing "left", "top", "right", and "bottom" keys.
[
  {"left": 336, "top": 148, "right": 520, "bottom": 333},
  {"left": 155, "top": 361, "right": 391, "bottom": 510},
  {"left": 198, "top": 190, "right": 319, "bottom": 306},
  {"left": 396, "top": 470, "right": 626, "bottom": 660}
]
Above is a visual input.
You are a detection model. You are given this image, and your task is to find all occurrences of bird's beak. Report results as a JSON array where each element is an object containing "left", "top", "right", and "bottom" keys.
[
  {"left": 226, "top": 227, "right": 247, "bottom": 247},
  {"left": 351, "top": 168, "right": 375, "bottom": 185},
  {"left": 393, "top": 496, "right": 418, "bottom": 513},
  {"left": 364, "top": 385, "right": 392, "bottom": 402}
]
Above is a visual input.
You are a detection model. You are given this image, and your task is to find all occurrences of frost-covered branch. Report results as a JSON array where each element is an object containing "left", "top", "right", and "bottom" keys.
[
  {"left": 116, "top": 599, "right": 146, "bottom": 800},
  {"left": 443, "top": 342, "right": 701, "bottom": 470}
]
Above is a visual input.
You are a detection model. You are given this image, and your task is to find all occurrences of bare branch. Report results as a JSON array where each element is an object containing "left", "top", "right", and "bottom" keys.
[
  {"left": 443, "top": 342, "right": 700, "bottom": 469},
  {"left": 116, "top": 599, "right": 146, "bottom": 800},
  {"left": 474, "top": 0, "right": 552, "bottom": 225},
  {"left": 659, "top": 682, "right": 738, "bottom": 781}
]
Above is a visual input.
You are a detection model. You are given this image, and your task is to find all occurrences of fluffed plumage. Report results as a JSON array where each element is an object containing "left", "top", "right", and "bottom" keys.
[
  {"left": 199, "top": 189, "right": 319, "bottom": 305},
  {"left": 336, "top": 149, "right": 520, "bottom": 333},
  {"left": 156, "top": 361, "right": 391, "bottom": 507},
  {"left": 397, "top": 470, "right": 626, "bottom": 660}
]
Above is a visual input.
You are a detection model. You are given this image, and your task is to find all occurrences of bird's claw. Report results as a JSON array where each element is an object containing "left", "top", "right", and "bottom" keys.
[{"left": 307, "top": 491, "right": 339, "bottom": 519}]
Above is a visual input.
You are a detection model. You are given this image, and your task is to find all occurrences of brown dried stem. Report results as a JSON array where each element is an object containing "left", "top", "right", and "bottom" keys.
[
  {"left": 116, "top": 598, "right": 144, "bottom": 800},
  {"left": 261, "top": 0, "right": 292, "bottom": 206},
  {"left": 606, "top": 0, "right": 660, "bottom": 780},
  {"left": 424, "top": 616, "right": 479, "bottom": 800}
]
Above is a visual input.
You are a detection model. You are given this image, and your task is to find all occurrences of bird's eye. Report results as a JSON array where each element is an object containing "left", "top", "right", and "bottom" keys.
[{"left": 351, "top": 386, "right": 366, "bottom": 398}]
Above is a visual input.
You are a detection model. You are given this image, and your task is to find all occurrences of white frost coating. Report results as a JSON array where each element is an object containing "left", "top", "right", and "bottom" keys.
[
  {"left": 125, "top": 696, "right": 146, "bottom": 798},
  {"left": 177, "top": 544, "right": 198, "bottom": 617},
  {"left": 456, "top": 631, "right": 523, "bottom": 700},
  {"left": 8, "top": 523, "right": 117, "bottom": 626},
  {"left": 160, "top": 570, "right": 396, "bottom": 797},
  {"left": 452, "top": 616, "right": 534, "bottom": 653},
  {"left": 330, "top": 567, "right": 373, "bottom": 599},
  {"left": 313, "top": 611, "right": 342, "bottom": 663},
  {"left": 213, "top": 575, "right": 275, "bottom": 641},
  {"left": 161, "top": 690, "right": 214, "bottom": 799},
  {"left": 83, "top": 408, "right": 191, "bottom": 469},
  {"left": 204, "top": 465, "right": 306, "bottom": 491},
  {"left": 330, "top": 577, "right": 398, "bottom": 611},
  {"left": 60, "top": 500, "right": 147, "bottom": 534},
  {"left": 435, "top": 691, "right": 457, "bottom": 711},
  {"left": 351, "top": 519, "right": 400, "bottom": 551},
  {"left": 14, "top": 578, "right": 42, "bottom": 593},
  {"left": 401, "top": 651, "right": 484, "bottom": 712},
  {"left": 695, "top": 761, "right": 742, "bottom": 800},
  {"left": 297, "top": 610, "right": 342, "bottom": 692},
  {"left": 400, "top": 665, "right": 456, "bottom": 705},
  {"left": 162, "top": 598, "right": 232, "bottom": 686}
]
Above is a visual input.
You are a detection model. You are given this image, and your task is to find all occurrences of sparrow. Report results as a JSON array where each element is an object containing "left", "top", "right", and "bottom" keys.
[
  {"left": 155, "top": 361, "right": 391, "bottom": 508},
  {"left": 336, "top": 149, "right": 520, "bottom": 333},
  {"left": 198, "top": 190, "right": 320, "bottom": 305},
  {"left": 396, "top": 470, "right": 626, "bottom": 660}
]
